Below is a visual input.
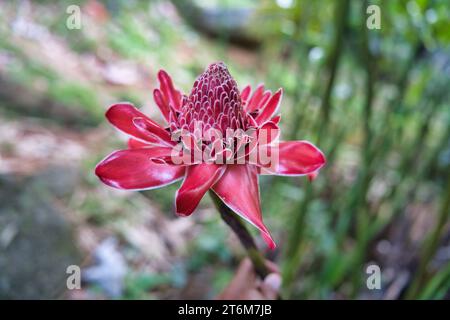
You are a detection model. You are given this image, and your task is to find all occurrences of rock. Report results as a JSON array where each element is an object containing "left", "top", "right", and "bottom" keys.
[{"left": 83, "top": 237, "right": 127, "bottom": 298}]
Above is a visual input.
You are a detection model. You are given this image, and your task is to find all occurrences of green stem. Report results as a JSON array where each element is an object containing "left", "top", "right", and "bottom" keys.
[{"left": 209, "top": 191, "right": 270, "bottom": 279}]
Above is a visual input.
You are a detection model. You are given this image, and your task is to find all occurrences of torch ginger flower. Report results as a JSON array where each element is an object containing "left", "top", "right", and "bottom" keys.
[{"left": 95, "top": 62, "right": 325, "bottom": 249}]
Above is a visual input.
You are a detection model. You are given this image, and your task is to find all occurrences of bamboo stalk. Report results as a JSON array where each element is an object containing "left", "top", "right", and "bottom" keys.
[
  {"left": 281, "top": 0, "right": 349, "bottom": 298},
  {"left": 406, "top": 171, "right": 450, "bottom": 299},
  {"left": 350, "top": 0, "right": 377, "bottom": 295},
  {"left": 316, "top": 0, "right": 349, "bottom": 145}
]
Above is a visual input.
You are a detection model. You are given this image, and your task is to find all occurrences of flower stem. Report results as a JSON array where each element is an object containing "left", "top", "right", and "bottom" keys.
[{"left": 209, "top": 190, "right": 270, "bottom": 279}]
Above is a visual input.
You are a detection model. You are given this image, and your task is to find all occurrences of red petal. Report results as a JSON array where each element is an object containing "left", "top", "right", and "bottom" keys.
[
  {"left": 241, "top": 85, "right": 251, "bottom": 104},
  {"left": 259, "top": 90, "right": 272, "bottom": 109},
  {"left": 257, "top": 121, "right": 280, "bottom": 146},
  {"left": 271, "top": 115, "right": 281, "bottom": 125},
  {"left": 128, "top": 138, "right": 150, "bottom": 149},
  {"left": 307, "top": 171, "right": 319, "bottom": 181},
  {"left": 95, "top": 147, "right": 185, "bottom": 190},
  {"left": 153, "top": 88, "right": 170, "bottom": 122},
  {"left": 106, "top": 103, "right": 171, "bottom": 145},
  {"left": 132, "top": 117, "right": 174, "bottom": 146},
  {"left": 255, "top": 88, "right": 283, "bottom": 125},
  {"left": 153, "top": 70, "right": 182, "bottom": 123},
  {"left": 175, "top": 163, "right": 225, "bottom": 217},
  {"left": 246, "top": 84, "right": 265, "bottom": 112},
  {"left": 157, "top": 70, "right": 182, "bottom": 110},
  {"left": 245, "top": 123, "right": 279, "bottom": 168},
  {"left": 212, "top": 165, "right": 276, "bottom": 249},
  {"left": 264, "top": 141, "right": 326, "bottom": 176}
]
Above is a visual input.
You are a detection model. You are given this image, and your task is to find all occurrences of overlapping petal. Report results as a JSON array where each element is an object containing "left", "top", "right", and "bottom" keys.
[
  {"left": 255, "top": 88, "right": 283, "bottom": 125},
  {"left": 175, "top": 163, "right": 225, "bottom": 217},
  {"left": 132, "top": 117, "right": 173, "bottom": 146},
  {"left": 128, "top": 138, "right": 150, "bottom": 149},
  {"left": 240, "top": 85, "right": 251, "bottom": 105},
  {"left": 271, "top": 115, "right": 281, "bottom": 125},
  {"left": 106, "top": 103, "right": 173, "bottom": 146},
  {"left": 246, "top": 84, "right": 267, "bottom": 112},
  {"left": 153, "top": 89, "right": 170, "bottom": 122},
  {"left": 153, "top": 70, "right": 183, "bottom": 122},
  {"left": 212, "top": 165, "right": 276, "bottom": 249},
  {"left": 95, "top": 147, "right": 185, "bottom": 190},
  {"left": 257, "top": 121, "right": 280, "bottom": 146}
]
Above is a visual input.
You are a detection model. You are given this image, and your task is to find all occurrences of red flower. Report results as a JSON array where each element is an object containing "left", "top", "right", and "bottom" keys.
[{"left": 95, "top": 62, "right": 325, "bottom": 249}]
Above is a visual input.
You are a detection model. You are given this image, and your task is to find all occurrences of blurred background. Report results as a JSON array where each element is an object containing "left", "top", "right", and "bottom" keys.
[{"left": 0, "top": 0, "right": 449, "bottom": 299}]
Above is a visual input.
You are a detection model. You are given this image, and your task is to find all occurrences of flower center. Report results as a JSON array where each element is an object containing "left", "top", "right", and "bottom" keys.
[{"left": 176, "top": 62, "right": 250, "bottom": 134}]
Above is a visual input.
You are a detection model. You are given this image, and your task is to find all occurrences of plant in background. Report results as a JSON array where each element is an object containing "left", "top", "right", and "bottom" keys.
[{"left": 95, "top": 62, "right": 325, "bottom": 277}]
